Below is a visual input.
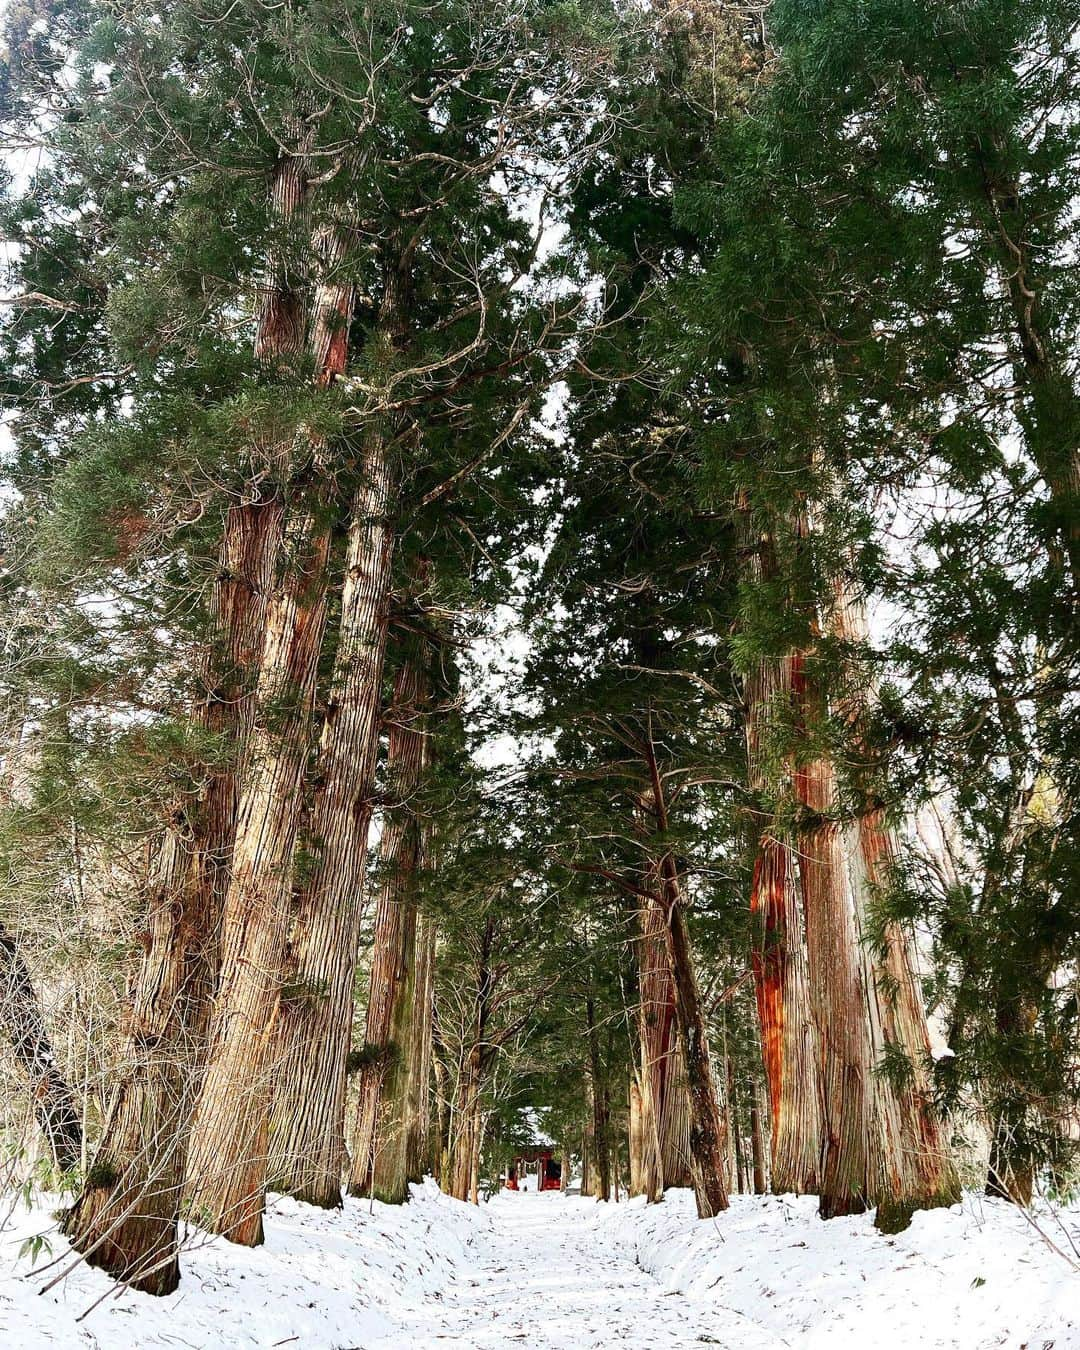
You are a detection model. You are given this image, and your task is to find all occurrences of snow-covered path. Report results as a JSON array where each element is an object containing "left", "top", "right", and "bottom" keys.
[
  {"left": 386, "top": 1189, "right": 754, "bottom": 1348},
  {"left": 3, "top": 1181, "right": 1077, "bottom": 1347}
]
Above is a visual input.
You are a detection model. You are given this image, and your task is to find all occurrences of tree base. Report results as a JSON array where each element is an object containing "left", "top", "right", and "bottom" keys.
[
  {"left": 985, "top": 1173, "right": 1033, "bottom": 1206},
  {"left": 818, "top": 1192, "right": 869, "bottom": 1221},
  {"left": 344, "top": 1171, "right": 409, "bottom": 1205},
  {"left": 183, "top": 1185, "right": 265, "bottom": 1247},
  {"left": 371, "top": 1184, "right": 410, "bottom": 1206},
  {"left": 269, "top": 1173, "right": 344, "bottom": 1211},
  {"left": 62, "top": 1183, "right": 181, "bottom": 1297},
  {"left": 874, "top": 1179, "right": 963, "bottom": 1234}
]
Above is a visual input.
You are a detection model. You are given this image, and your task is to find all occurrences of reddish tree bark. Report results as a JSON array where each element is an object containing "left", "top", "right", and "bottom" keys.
[
  {"left": 641, "top": 729, "right": 730, "bottom": 1219},
  {"left": 635, "top": 890, "right": 683, "bottom": 1201},
  {"left": 348, "top": 650, "right": 431, "bottom": 1204},
  {"left": 405, "top": 908, "right": 437, "bottom": 1183},
  {"left": 791, "top": 631, "right": 959, "bottom": 1228},
  {"left": 741, "top": 516, "right": 823, "bottom": 1198},
  {"left": 62, "top": 154, "right": 305, "bottom": 1286},
  {"left": 265, "top": 423, "right": 398, "bottom": 1208},
  {"left": 184, "top": 227, "right": 356, "bottom": 1245}
]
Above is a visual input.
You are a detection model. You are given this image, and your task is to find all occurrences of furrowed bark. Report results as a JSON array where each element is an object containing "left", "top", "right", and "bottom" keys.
[
  {"left": 637, "top": 723, "right": 729, "bottom": 1220},
  {"left": 792, "top": 637, "right": 960, "bottom": 1228},
  {"left": 748, "top": 836, "right": 822, "bottom": 1195},
  {"left": 742, "top": 495, "right": 955, "bottom": 1227},
  {"left": 856, "top": 808, "right": 961, "bottom": 1227},
  {"left": 184, "top": 227, "right": 353, "bottom": 1246},
  {"left": 741, "top": 515, "right": 823, "bottom": 1197},
  {"left": 62, "top": 826, "right": 197, "bottom": 1293},
  {"left": 183, "top": 490, "right": 331, "bottom": 1243},
  {"left": 62, "top": 156, "right": 305, "bottom": 1286},
  {"left": 662, "top": 882, "right": 730, "bottom": 1217},
  {"left": 635, "top": 893, "right": 677, "bottom": 1201},
  {"left": 347, "top": 651, "right": 430, "bottom": 1203},
  {"left": 63, "top": 492, "right": 284, "bottom": 1288},
  {"left": 470, "top": 1108, "right": 485, "bottom": 1204},
  {"left": 791, "top": 651, "right": 874, "bottom": 1218},
  {"left": 585, "top": 994, "right": 612, "bottom": 1201},
  {"left": 0, "top": 922, "right": 81, "bottom": 1171},
  {"left": 266, "top": 422, "right": 398, "bottom": 1208},
  {"left": 198, "top": 494, "right": 290, "bottom": 985},
  {"left": 431, "top": 1008, "right": 451, "bottom": 1186},
  {"left": 659, "top": 1039, "right": 692, "bottom": 1190},
  {"left": 405, "top": 909, "right": 437, "bottom": 1183},
  {"left": 448, "top": 1053, "right": 483, "bottom": 1202},
  {"left": 642, "top": 732, "right": 730, "bottom": 1218},
  {"left": 368, "top": 738, "right": 429, "bottom": 1208},
  {"left": 830, "top": 582, "right": 960, "bottom": 1229}
]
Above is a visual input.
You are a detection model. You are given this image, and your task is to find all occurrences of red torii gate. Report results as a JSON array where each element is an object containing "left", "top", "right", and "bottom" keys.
[{"left": 505, "top": 1146, "right": 561, "bottom": 1191}]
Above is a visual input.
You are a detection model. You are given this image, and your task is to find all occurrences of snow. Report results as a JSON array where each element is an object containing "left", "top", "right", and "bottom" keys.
[
  {"left": 1, "top": 1183, "right": 1077, "bottom": 1348},
  {"left": 589, "top": 1188, "right": 1080, "bottom": 1350},
  {"left": 0, "top": 1180, "right": 486, "bottom": 1348}
]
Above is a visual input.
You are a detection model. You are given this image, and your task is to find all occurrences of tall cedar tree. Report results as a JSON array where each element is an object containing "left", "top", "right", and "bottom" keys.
[
  {"left": 2, "top": 0, "right": 610, "bottom": 1285},
  {"left": 668, "top": 0, "right": 1077, "bottom": 1206}
]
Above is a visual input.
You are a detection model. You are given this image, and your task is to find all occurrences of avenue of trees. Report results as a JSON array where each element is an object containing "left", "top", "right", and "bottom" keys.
[{"left": 0, "top": 0, "right": 1076, "bottom": 1297}]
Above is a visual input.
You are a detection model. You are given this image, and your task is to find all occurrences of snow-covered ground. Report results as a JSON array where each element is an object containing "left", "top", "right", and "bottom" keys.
[
  {"left": 591, "top": 1188, "right": 1080, "bottom": 1349},
  {"left": 1, "top": 1182, "right": 1077, "bottom": 1348}
]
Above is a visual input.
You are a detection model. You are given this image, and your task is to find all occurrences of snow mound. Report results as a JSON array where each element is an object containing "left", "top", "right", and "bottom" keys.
[
  {"left": 589, "top": 1187, "right": 1080, "bottom": 1349},
  {"left": 0, "top": 1179, "right": 490, "bottom": 1348}
]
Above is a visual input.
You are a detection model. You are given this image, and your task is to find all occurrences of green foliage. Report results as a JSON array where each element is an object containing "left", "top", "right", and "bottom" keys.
[
  {"left": 348, "top": 1040, "right": 400, "bottom": 1072},
  {"left": 0, "top": 0, "right": 1076, "bottom": 1219},
  {"left": 18, "top": 1231, "right": 53, "bottom": 1266},
  {"left": 279, "top": 977, "right": 332, "bottom": 1006},
  {"left": 85, "top": 1160, "right": 119, "bottom": 1189},
  {"left": 663, "top": 0, "right": 1080, "bottom": 1190}
]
